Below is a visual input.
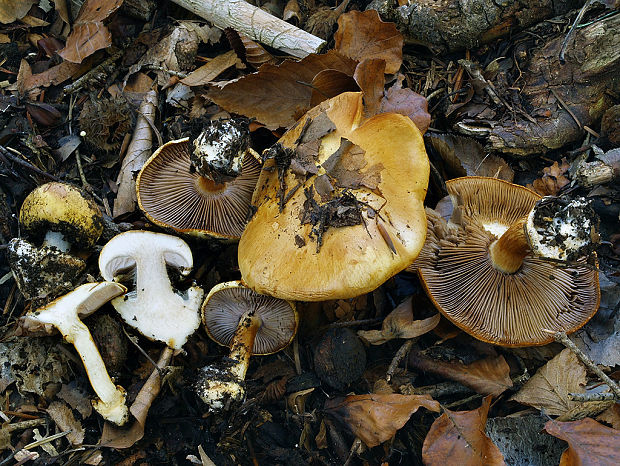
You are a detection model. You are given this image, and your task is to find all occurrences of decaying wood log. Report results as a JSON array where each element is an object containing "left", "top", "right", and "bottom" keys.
[
  {"left": 367, "top": 0, "right": 583, "bottom": 53},
  {"left": 170, "top": 0, "right": 325, "bottom": 58},
  {"left": 486, "top": 13, "right": 620, "bottom": 156}
]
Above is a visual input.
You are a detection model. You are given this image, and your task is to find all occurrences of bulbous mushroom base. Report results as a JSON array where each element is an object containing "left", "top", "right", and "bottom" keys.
[
  {"left": 195, "top": 365, "right": 246, "bottom": 412},
  {"left": 92, "top": 385, "right": 129, "bottom": 426}
]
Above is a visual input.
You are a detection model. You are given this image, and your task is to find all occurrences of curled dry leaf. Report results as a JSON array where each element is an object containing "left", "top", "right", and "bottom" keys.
[
  {"left": 334, "top": 10, "right": 403, "bottom": 74},
  {"left": 597, "top": 403, "right": 620, "bottom": 429},
  {"left": 422, "top": 395, "right": 506, "bottom": 466},
  {"left": 510, "top": 348, "right": 586, "bottom": 417},
  {"left": 224, "top": 28, "right": 276, "bottom": 69},
  {"left": 324, "top": 393, "right": 440, "bottom": 448},
  {"left": 426, "top": 133, "right": 514, "bottom": 181},
  {"left": 353, "top": 59, "right": 386, "bottom": 117},
  {"left": 47, "top": 401, "right": 85, "bottom": 446},
  {"left": 180, "top": 50, "right": 240, "bottom": 87},
  {"left": 309, "top": 69, "right": 358, "bottom": 108},
  {"left": 17, "top": 59, "right": 83, "bottom": 96},
  {"left": 113, "top": 89, "right": 158, "bottom": 217},
  {"left": 58, "top": 0, "right": 124, "bottom": 64},
  {"left": 544, "top": 417, "right": 620, "bottom": 466},
  {"left": 358, "top": 296, "right": 440, "bottom": 345},
  {"left": 209, "top": 50, "right": 357, "bottom": 129},
  {"left": 409, "top": 351, "right": 513, "bottom": 397},
  {"left": 379, "top": 76, "right": 430, "bottom": 134},
  {"left": 527, "top": 159, "right": 570, "bottom": 196}
]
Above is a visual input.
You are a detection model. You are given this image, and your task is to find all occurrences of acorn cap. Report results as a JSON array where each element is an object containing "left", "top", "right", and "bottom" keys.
[
  {"left": 202, "top": 281, "right": 298, "bottom": 355},
  {"left": 238, "top": 92, "right": 429, "bottom": 301},
  {"left": 19, "top": 182, "right": 103, "bottom": 248},
  {"left": 415, "top": 177, "right": 600, "bottom": 347},
  {"left": 136, "top": 138, "right": 261, "bottom": 240}
]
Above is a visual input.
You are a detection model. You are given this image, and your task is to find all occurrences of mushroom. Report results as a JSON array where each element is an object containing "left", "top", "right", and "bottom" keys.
[
  {"left": 8, "top": 182, "right": 104, "bottom": 302},
  {"left": 20, "top": 282, "right": 129, "bottom": 425},
  {"left": 98, "top": 231, "right": 204, "bottom": 350},
  {"left": 136, "top": 137, "right": 261, "bottom": 240},
  {"left": 409, "top": 176, "right": 600, "bottom": 346},
  {"left": 238, "top": 91, "right": 430, "bottom": 301},
  {"left": 197, "top": 281, "right": 298, "bottom": 411}
]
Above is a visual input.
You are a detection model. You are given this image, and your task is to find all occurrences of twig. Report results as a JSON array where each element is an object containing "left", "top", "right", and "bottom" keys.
[
  {"left": 122, "top": 326, "right": 164, "bottom": 375},
  {"left": 141, "top": 65, "right": 187, "bottom": 78},
  {"left": 559, "top": 0, "right": 595, "bottom": 64},
  {"left": 321, "top": 317, "right": 382, "bottom": 330},
  {"left": 549, "top": 331, "right": 620, "bottom": 399},
  {"left": 386, "top": 339, "right": 413, "bottom": 383},
  {"left": 0, "top": 146, "right": 59, "bottom": 181},
  {"left": 569, "top": 392, "right": 618, "bottom": 402},
  {"left": 443, "top": 393, "right": 482, "bottom": 409},
  {"left": 61, "top": 49, "right": 124, "bottom": 97},
  {"left": 550, "top": 88, "right": 582, "bottom": 129}
]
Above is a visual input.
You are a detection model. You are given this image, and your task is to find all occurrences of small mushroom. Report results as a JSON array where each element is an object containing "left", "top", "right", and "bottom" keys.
[
  {"left": 238, "top": 92, "right": 430, "bottom": 301},
  {"left": 8, "top": 182, "right": 104, "bottom": 302},
  {"left": 136, "top": 138, "right": 261, "bottom": 240},
  {"left": 20, "top": 282, "right": 129, "bottom": 425},
  {"left": 410, "top": 177, "right": 600, "bottom": 346},
  {"left": 98, "top": 231, "right": 204, "bottom": 350},
  {"left": 197, "top": 281, "right": 298, "bottom": 411}
]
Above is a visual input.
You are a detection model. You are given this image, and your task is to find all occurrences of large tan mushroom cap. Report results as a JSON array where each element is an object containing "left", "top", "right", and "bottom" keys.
[
  {"left": 20, "top": 182, "right": 103, "bottom": 248},
  {"left": 238, "top": 92, "right": 429, "bottom": 301},
  {"left": 137, "top": 138, "right": 261, "bottom": 240},
  {"left": 416, "top": 177, "right": 600, "bottom": 347}
]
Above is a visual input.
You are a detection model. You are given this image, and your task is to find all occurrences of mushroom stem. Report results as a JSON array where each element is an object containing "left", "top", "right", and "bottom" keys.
[
  {"left": 488, "top": 217, "right": 529, "bottom": 274},
  {"left": 228, "top": 311, "right": 262, "bottom": 380}
]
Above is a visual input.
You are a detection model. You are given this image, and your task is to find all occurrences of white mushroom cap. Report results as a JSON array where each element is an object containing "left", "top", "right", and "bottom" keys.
[
  {"left": 21, "top": 282, "right": 129, "bottom": 425},
  {"left": 99, "top": 231, "right": 204, "bottom": 350}
]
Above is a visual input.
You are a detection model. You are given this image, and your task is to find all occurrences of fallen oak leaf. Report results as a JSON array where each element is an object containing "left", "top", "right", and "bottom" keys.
[
  {"left": 334, "top": 10, "right": 403, "bottom": 74},
  {"left": 324, "top": 393, "right": 440, "bottom": 447},
  {"left": 59, "top": 0, "right": 124, "bottom": 64},
  {"left": 510, "top": 348, "right": 586, "bottom": 417},
  {"left": 358, "top": 296, "right": 440, "bottom": 345},
  {"left": 544, "top": 417, "right": 620, "bottom": 466},
  {"left": 409, "top": 351, "right": 513, "bottom": 397},
  {"left": 422, "top": 395, "right": 506, "bottom": 466}
]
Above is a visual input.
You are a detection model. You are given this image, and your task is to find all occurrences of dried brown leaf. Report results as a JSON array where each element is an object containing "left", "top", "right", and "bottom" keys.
[
  {"left": 209, "top": 50, "right": 357, "bottom": 129},
  {"left": 409, "top": 352, "right": 513, "bottom": 396},
  {"left": 334, "top": 10, "right": 402, "bottom": 74},
  {"left": 52, "top": 0, "right": 70, "bottom": 24},
  {"left": 379, "top": 76, "right": 431, "bottom": 134},
  {"left": 427, "top": 133, "right": 514, "bottom": 181},
  {"left": 0, "top": 0, "right": 36, "bottom": 24},
  {"left": 57, "top": 383, "right": 93, "bottom": 419},
  {"left": 597, "top": 403, "right": 620, "bottom": 429},
  {"left": 510, "top": 349, "right": 586, "bottom": 416},
  {"left": 113, "top": 89, "right": 157, "bottom": 217},
  {"left": 422, "top": 396, "right": 506, "bottom": 466},
  {"left": 528, "top": 159, "right": 571, "bottom": 196},
  {"left": 324, "top": 393, "right": 440, "bottom": 447},
  {"left": 18, "top": 59, "right": 84, "bottom": 95},
  {"left": 47, "top": 401, "right": 85, "bottom": 446},
  {"left": 309, "top": 69, "right": 358, "bottom": 107},
  {"left": 544, "top": 417, "right": 620, "bottom": 466},
  {"left": 59, "top": 0, "right": 124, "bottom": 63},
  {"left": 180, "top": 51, "right": 240, "bottom": 87},
  {"left": 358, "top": 296, "right": 440, "bottom": 345},
  {"left": 25, "top": 102, "right": 62, "bottom": 126},
  {"left": 353, "top": 59, "right": 386, "bottom": 117}
]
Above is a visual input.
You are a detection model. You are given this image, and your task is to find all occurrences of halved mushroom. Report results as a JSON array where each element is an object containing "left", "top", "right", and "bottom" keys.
[
  {"left": 136, "top": 137, "right": 261, "bottom": 240},
  {"left": 196, "top": 281, "right": 298, "bottom": 411},
  {"left": 99, "top": 231, "right": 204, "bottom": 350},
  {"left": 410, "top": 176, "right": 600, "bottom": 346},
  {"left": 238, "top": 92, "right": 429, "bottom": 301},
  {"left": 20, "top": 282, "right": 129, "bottom": 425}
]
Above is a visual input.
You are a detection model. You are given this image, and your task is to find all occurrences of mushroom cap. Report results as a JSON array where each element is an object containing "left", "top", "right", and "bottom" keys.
[
  {"left": 136, "top": 138, "right": 261, "bottom": 240},
  {"left": 417, "top": 176, "right": 600, "bottom": 347},
  {"left": 19, "top": 182, "right": 103, "bottom": 248},
  {"left": 202, "top": 281, "right": 298, "bottom": 355},
  {"left": 238, "top": 92, "right": 429, "bottom": 301}
]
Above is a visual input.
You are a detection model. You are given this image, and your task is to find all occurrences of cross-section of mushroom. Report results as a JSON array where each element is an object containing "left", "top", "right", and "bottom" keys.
[
  {"left": 409, "top": 176, "right": 600, "bottom": 347},
  {"left": 196, "top": 281, "right": 298, "bottom": 411},
  {"left": 20, "top": 282, "right": 129, "bottom": 425},
  {"left": 98, "top": 231, "right": 204, "bottom": 350}
]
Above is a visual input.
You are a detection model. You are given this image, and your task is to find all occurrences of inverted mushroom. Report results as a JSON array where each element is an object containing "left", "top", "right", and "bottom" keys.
[
  {"left": 136, "top": 137, "right": 261, "bottom": 240},
  {"left": 20, "top": 282, "right": 129, "bottom": 425},
  {"left": 99, "top": 231, "right": 204, "bottom": 350},
  {"left": 410, "top": 176, "right": 600, "bottom": 347},
  {"left": 238, "top": 91, "right": 429, "bottom": 301},
  {"left": 197, "top": 281, "right": 298, "bottom": 411}
]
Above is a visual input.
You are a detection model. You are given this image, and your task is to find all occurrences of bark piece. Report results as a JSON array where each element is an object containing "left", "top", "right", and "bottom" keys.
[
  {"left": 367, "top": 0, "right": 582, "bottom": 54},
  {"left": 170, "top": 0, "right": 325, "bottom": 58}
]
